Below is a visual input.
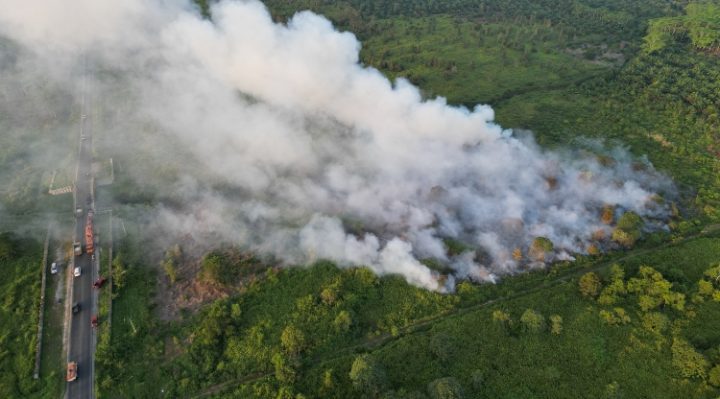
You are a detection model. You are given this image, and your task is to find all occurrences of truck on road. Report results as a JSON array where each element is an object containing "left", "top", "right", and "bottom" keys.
[{"left": 85, "top": 210, "right": 94, "bottom": 255}]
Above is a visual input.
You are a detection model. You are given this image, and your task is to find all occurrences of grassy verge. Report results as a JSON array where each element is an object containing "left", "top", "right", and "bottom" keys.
[
  {"left": 37, "top": 236, "right": 71, "bottom": 399},
  {"left": 95, "top": 220, "right": 166, "bottom": 398},
  {"left": 0, "top": 233, "right": 64, "bottom": 398}
]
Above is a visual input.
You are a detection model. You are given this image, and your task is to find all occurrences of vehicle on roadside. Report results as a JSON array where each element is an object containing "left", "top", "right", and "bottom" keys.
[
  {"left": 66, "top": 362, "right": 77, "bottom": 382},
  {"left": 91, "top": 315, "right": 98, "bottom": 328},
  {"left": 93, "top": 277, "right": 107, "bottom": 289},
  {"left": 72, "top": 302, "right": 80, "bottom": 314},
  {"left": 50, "top": 262, "right": 58, "bottom": 274},
  {"left": 74, "top": 266, "right": 81, "bottom": 277},
  {"left": 75, "top": 207, "right": 83, "bottom": 216}
]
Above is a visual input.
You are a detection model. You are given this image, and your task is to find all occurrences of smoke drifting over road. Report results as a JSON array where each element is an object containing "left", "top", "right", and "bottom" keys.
[{"left": 0, "top": 0, "right": 672, "bottom": 290}]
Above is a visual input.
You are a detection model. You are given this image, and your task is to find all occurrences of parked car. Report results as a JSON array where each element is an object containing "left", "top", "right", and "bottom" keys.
[
  {"left": 91, "top": 315, "right": 98, "bottom": 328},
  {"left": 50, "top": 262, "right": 58, "bottom": 274},
  {"left": 72, "top": 302, "right": 80, "bottom": 314},
  {"left": 74, "top": 266, "right": 81, "bottom": 277}
]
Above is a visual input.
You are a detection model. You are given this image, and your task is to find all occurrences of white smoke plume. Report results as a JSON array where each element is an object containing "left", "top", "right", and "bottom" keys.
[{"left": 0, "top": 0, "right": 672, "bottom": 290}]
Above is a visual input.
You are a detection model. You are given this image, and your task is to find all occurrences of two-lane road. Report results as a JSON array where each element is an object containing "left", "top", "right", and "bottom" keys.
[{"left": 67, "top": 109, "right": 97, "bottom": 399}]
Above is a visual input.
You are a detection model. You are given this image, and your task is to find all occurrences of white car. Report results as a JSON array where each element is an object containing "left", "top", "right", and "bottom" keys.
[
  {"left": 74, "top": 266, "right": 81, "bottom": 277},
  {"left": 50, "top": 262, "right": 58, "bottom": 274}
]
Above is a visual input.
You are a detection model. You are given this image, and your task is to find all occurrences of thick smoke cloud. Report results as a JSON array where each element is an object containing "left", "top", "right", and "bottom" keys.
[{"left": 0, "top": 0, "right": 671, "bottom": 290}]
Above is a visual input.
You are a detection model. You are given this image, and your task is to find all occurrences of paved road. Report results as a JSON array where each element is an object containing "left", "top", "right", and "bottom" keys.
[{"left": 66, "top": 84, "right": 97, "bottom": 399}]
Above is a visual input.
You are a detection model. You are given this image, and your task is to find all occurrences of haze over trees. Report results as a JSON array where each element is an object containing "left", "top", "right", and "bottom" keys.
[{"left": 0, "top": 0, "right": 719, "bottom": 398}]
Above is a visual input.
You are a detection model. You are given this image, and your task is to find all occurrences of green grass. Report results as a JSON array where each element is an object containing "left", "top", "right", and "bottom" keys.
[
  {"left": 38, "top": 238, "right": 71, "bottom": 399},
  {"left": 95, "top": 226, "right": 165, "bottom": 398},
  {"left": 0, "top": 233, "right": 63, "bottom": 398}
]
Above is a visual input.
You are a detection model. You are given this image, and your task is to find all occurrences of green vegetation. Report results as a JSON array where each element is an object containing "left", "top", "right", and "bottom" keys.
[
  {"left": 92, "top": 0, "right": 720, "bottom": 392},
  {"left": 90, "top": 227, "right": 720, "bottom": 398},
  {"left": 95, "top": 222, "right": 165, "bottom": 397},
  {"left": 3, "top": 0, "right": 716, "bottom": 397},
  {"left": 612, "top": 211, "right": 643, "bottom": 247},
  {"left": 644, "top": 3, "right": 720, "bottom": 53},
  {"left": 529, "top": 236, "right": 554, "bottom": 261},
  {"left": 578, "top": 271, "right": 601, "bottom": 298},
  {"left": 0, "top": 233, "right": 61, "bottom": 398}
]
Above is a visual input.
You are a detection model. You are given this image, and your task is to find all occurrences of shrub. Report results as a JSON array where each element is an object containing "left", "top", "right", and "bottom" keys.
[
  {"left": 709, "top": 365, "right": 720, "bottom": 387},
  {"left": 529, "top": 237, "right": 554, "bottom": 261},
  {"left": 280, "top": 324, "right": 306, "bottom": 355},
  {"left": 549, "top": 315, "right": 563, "bottom": 335},
  {"left": 616, "top": 211, "right": 642, "bottom": 231},
  {"left": 427, "top": 377, "right": 464, "bottom": 399},
  {"left": 612, "top": 211, "right": 643, "bottom": 247},
  {"left": 671, "top": 337, "right": 708, "bottom": 379},
  {"left": 579, "top": 272, "right": 602, "bottom": 299},
  {"left": 350, "top": 355, "right": 386, "bottom": 395},
  {"left": 333, "top": 310, "right": 352, "bottom": 332},
  {"left": 520, "top": 309, "right": 545, "bottom": 333}
]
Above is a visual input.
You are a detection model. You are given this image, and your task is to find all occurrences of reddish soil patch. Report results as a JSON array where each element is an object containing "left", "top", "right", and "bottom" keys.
[{"left": 154, "top": 238, "right": 271, "bottom": 321}]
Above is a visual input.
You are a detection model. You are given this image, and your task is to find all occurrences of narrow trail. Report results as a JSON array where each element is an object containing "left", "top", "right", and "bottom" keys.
[{"left": 188, "top": 225, "right": 720, "bottom": 398}]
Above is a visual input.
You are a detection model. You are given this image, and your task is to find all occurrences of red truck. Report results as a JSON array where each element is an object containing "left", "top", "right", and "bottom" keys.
[
  {"left": 85, "top": 210, "right": 94, "bottom": 255},
  {"left": 93, "top": 277, "right": 107, "bottom": 289}
]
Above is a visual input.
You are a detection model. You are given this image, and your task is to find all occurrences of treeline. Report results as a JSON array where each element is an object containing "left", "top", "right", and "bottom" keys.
[{"left": 261, "top": 0, "right": 681, "bottom": 42}]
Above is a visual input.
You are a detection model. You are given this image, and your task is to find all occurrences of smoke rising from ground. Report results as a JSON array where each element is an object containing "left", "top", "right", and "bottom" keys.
[{"left": 0, "top": 0, "right": 672, "bottom": 290}]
